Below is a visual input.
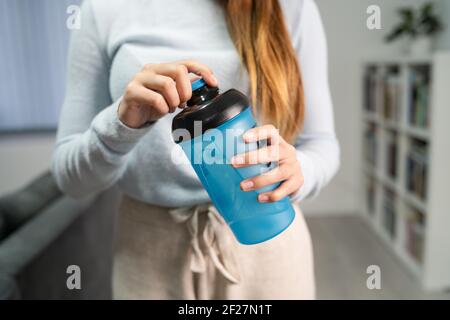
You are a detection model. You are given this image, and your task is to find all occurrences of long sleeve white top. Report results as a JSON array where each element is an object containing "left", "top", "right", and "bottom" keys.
[{"left": 52, "top": 0, "right": 340, "bottom": 207}]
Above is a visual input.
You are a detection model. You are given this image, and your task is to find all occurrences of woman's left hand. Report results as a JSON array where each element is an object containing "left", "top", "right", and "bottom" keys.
[{"left": 231, "top": 125, "right": 304, "bottom": 203}]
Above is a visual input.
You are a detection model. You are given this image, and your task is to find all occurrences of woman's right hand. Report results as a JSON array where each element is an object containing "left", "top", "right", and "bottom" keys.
[{"left": 118, "top": 60, "right": 218, "bottom": 128}]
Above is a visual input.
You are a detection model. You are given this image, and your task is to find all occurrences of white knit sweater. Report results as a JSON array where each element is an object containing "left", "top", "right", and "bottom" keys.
[{"left": 52, "top": 0, "right": 340, "bottom": 206}]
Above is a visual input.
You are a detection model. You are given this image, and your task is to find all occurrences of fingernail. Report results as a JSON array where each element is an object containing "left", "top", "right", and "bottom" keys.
[
  {"left": 180, "top": 102, "right": 187, "bottom": 108},
  {"left": 259, "top": 195, "right": 269, "bottom": 202},
  {"left": 232, "top": 156, "right": 244, "bottom": 165},
  {"left": 241, "top": 181, "right": 254, "bottom": 191}
]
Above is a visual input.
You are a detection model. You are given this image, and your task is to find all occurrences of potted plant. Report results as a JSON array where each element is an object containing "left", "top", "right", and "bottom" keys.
[{"left": 386, "top": 3, "right": 444, "bottom": 56}]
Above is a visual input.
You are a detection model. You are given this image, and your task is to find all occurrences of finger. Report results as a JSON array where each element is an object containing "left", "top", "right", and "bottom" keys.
[
  {"left": 242, "top": 124, "right": 282, "bottom": 145},
  {"left": 136, "top": 74, "right": 180, "bottom": 112},
  {"left": 147, "top": 91, "right": 171, "bottom": 116},
  {"left": 231, "top": 145, "right": 280, "bottom": 168},
  {"left": 258, "top": 177, "right": 302, "bottom": 203},
  {"left": 173, "top": 64, "right": 192, "bottom": 103},
  {"left": 177, "top": 60, "right": 218, "bottom": 87},
  {"left": 240, "top": 163, "right": 294, "bottom": 191},
  {"left": 126, "top": 84, "right": 170, "bottom": 116},
  {"left": 147, "top": 63, "right": 192, "bottom": 103}
]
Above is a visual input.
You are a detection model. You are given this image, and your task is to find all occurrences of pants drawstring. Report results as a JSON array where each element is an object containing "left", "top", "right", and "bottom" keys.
[{"left": 169, "top": 204, "right": 241, "bottom": 286}]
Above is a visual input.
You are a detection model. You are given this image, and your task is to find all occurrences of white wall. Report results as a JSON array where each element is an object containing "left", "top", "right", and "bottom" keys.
[{"left": 436, "top": 0, "right": 450, "bottom": 50}]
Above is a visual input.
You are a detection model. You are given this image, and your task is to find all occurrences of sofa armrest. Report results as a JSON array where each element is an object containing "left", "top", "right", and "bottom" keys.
[
  {"left": 0, "top": 195, "right": 95, "bottom": 277},
  {"left": 0, "top": 171, "right": 62, "bottom": 240}
]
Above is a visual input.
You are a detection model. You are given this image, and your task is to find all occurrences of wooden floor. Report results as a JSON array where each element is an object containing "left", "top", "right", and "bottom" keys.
[{"left": 305, "top": 215, "right": 450, "bottom": 300}]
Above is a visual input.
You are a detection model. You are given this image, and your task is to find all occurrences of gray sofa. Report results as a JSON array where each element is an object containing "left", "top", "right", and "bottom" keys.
[{"left": 0, "top": 172, "right": 120, "bottom": 299}]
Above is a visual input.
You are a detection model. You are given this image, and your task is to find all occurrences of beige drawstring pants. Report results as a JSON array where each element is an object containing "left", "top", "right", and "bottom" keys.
[{"left": 113, "top": 195, "right": 315, "bottom": 300}]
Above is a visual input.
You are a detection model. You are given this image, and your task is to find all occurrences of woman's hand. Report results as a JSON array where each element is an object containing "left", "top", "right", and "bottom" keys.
[
  {"left": 118, "top": 60, "right": 218, "bottom": 128},
  {"left": 231, "top": 125, "right": 304, "bottom": 203}
]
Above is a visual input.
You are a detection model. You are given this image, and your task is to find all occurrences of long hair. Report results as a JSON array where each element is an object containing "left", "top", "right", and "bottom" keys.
[{"left": 222, "top": 0, "right": 304, "bottom": 143}]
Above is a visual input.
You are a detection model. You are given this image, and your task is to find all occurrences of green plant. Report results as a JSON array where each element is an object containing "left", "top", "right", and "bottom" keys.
[
  {"left": 386, "top": 2, "right": 444, "bottom": 42},
  {"left": 417, "top": 3, "right": 444, "bottom": 36}
]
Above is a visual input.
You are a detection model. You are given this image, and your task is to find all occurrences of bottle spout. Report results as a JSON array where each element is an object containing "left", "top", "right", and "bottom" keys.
[
  {"left": 191, "top": 78, "right": 206, "bottom": 92},
  {"left": 187, "top": 78, "right": 219, "bottom": 108}
]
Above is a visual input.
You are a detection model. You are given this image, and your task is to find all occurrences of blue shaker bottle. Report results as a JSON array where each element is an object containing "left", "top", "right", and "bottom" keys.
[{"left": 172, "top": 79, "right": 295, "bottom": 245}]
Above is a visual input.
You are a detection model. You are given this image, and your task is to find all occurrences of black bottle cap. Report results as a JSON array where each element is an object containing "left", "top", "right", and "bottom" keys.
[{"left": 172, "top": 80, "right": 249, "bottom": 143}]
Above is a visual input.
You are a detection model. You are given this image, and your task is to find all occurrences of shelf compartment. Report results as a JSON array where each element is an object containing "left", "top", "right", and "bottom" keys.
[
  {"left": 363, "top": 66, "right": 379, "bottom": 114},
  {"left": 407, "top": 65, "right": 431, "bottom": 130},
  {"left": 382, "top": 66, "right": 402, "bottom": 123},
  {"left": 365, "top": 174, "right": 378, "bottom": 216},
  {"left": 403, "top": 205, "right": 426, "bottom": 265},
  {"left": 385, "top": 130, "right": 399, "bottom": 181},
  {"left": 363, "top": 123, "right": 379, "bottom": 168},
  {"left": 405, "top": 138, "right": 429, "bottom": 202}
]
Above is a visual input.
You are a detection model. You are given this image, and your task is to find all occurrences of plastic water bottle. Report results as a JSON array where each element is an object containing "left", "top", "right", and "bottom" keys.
[{"left": 172, "top": 79, "right": 295, "bottom": 244}]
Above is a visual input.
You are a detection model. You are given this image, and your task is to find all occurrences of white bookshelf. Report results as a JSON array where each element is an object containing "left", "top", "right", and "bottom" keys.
[{"left": 360, "top": 52, "right": 450, "bottom": 291}]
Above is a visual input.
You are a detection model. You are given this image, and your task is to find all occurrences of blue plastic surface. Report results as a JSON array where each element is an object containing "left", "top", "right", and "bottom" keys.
[
  {"left": 179, "top": 107, "right": 295, "bottom": 245},
  {"left": 191, "top": 78, "right": 206, "bottom": 91}
]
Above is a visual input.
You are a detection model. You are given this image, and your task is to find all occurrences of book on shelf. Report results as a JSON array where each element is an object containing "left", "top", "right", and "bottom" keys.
[
  {"left": 364, "top": 124, "right": 378, "bottom": 166},
  {"left": 404, "top": 206, "right": 425, "bottom": 263},
  {"left": 366, "top": 175, "right": 376, "bottom": 215},
  {"left": 363, "top": 66, "right": 401, "bottom": 123},
  {"left": 383, "top": 73, "right": 401, "bottom": 122},
  {"left": 383, "top": 188, "right": 396, "bottom": 239},
  {"left": 364, "top": 67, "right": 378, "bottom": 114},
  {"left": 386, "top": 132, "right": 398, "bottom": 180},
  {"left": 406, "top": 139, "right": 428, "bottom": 201},
  {"left": 408, "top": 68, "right": 430, "bottom": 129}
]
